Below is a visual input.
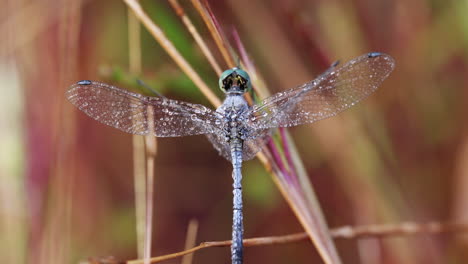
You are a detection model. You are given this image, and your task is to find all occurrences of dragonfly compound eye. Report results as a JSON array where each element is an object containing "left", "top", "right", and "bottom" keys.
[{"left": 219, "top": 67, "right": 251, "bottom": 94}]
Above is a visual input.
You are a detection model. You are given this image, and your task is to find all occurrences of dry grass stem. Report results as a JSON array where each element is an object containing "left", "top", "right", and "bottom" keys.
[
  {"left": 330, "top": 221, "right": 468, "bottom": 238},
  {"left": 123, "top": 221, "right": 468, "bottom": 264},
  {"left": 128, "top": 8, "right": 142, "bottom": 75},
  {"left": 189, "top": 0, "right": 236, "bottom": 68},
  {"left": 167, "top": 0, "right": 223, "bottom": 76},
  {"left": 123, "top": 0, "right": 221, "bottom": 107},
  {"left": 128, "top": 6, "right": 148, "bottom": 260},
  {"left": 180, "top": 220, "right": 199, "bottom": 264},
  {"left": 144, "top": 106, "right": 157, "bottom": 264},
  {"left": 132, "top": 135, "right": 146, "bottom": 258}
]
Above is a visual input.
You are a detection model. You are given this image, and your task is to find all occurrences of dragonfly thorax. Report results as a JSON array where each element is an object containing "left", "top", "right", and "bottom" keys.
[
  {"left": 219, "top": 67, "right": 251, "bottom": 95},
  {"left": 217, "top": 97, "right": 250, "bottom": 143},
  {"left": 223, "top": 112, "right": 248, "bottom": 143}
]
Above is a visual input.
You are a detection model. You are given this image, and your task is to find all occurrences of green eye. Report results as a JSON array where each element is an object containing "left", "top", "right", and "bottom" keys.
[
  {"left": 218, "top": 67, "right": 251, "bottom": 93},
  {"left": 234, "top": 69, "right": 251, "bottom": 85}
]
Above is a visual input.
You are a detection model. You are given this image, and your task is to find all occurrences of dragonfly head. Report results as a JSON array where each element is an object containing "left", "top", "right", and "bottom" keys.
[{"left": 219, "top": 67, "right": 251, "bottom": 95}]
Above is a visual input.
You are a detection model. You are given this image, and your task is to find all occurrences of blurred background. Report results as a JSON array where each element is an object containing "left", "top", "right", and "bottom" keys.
[{"left": 1, "top": 0, "right": 468, "bottom": 263}]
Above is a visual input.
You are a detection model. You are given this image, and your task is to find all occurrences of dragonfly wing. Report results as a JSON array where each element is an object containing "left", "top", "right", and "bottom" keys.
[
  {"left": 66, "top": 81, "right": 222, "bottom": 137},
  {"left": 249, "top": 52, "right": 395, "bottom": 129},
  {"left": 242, "top": 128, "right": 272, "bottom": 160},
  {"left": 206, "top": 128, "right": 272, "bottom": 161},
  {"left": 206, "top": 133, "right": 231, "bottom": 161}
]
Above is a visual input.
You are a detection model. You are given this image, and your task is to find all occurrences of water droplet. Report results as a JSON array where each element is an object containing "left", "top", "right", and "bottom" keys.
[
  {"left": 77, "top": 80, "right": 92, "bottom": 85},
  {"left": 368, "top": 52, "right": 381, "bottom": 58}
]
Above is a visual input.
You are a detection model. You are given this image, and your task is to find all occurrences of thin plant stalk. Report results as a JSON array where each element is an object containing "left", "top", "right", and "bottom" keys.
[
  {"left": 132, "top": 135, "right": 146, "bottom": 259},
  {"left": 144, "top": 106, "right": 158, "bottom": 264},
  {"left": 190, "top": 0, "right": 236, "bottom": 68},
  {"left": 128, "top": 6, "right": 142, "bottom": 74},
  {"left": 126, "top": 220, "right": 467, "bottom": 264},
  {"left": 123, "top": 0, "right": 221, "bottom": 107},
  {"left": 180, "top": 220, "right": 199, "bottom": 264},
  {"left": 128, "top": 6, "right": 147, "bottom": 260},
  {"left": 167, "top": 0, "right": 222, "bottom": 76},
  {"left": 144, "top": 144, "right": 156, "bottom": 264}
]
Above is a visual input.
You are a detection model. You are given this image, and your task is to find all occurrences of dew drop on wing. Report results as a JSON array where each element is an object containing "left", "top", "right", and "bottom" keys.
[
  {"left": 248, "top": 52, "right": 395, "bottom": 130},
  {"left": 77, "top": 80, "right": 92, "bottom": 85},
  {"left": 367, "top": 52, "right": 382, "bottom": 58}
]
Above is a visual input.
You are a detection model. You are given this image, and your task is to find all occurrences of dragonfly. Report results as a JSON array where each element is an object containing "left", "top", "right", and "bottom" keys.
[{"left": 66, "top": 52, "right": 395, "bottom": 264}]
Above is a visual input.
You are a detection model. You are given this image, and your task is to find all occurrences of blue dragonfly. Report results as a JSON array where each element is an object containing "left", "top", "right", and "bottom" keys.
[{"left": 66, "top": 52, "right": 395, "bottom": 264}]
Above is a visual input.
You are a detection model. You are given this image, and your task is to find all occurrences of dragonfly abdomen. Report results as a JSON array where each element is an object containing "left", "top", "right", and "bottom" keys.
[{"left": 230, "top": 141, "right": 244, "bottom": 264}]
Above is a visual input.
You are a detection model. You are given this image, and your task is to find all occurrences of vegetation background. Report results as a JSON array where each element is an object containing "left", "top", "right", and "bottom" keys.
[{"left": 1, "top": 0, "right": 468, "bottom": 264}]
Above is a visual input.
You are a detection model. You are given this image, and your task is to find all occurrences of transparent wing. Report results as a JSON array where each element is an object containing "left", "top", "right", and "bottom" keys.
[
  {"left": 66, "top": 81, "right": 222, "bottom": 137},
  {"left": 242, "top": 128, "right": 273, "bottom": 160},
  {"left": 249, "top": 52, "right": 395, "bottom": 129},
  {"left": 206, "top": 128, "right": 272, "bottom": 161},
  {"left": 205, "top": 133, "right": 231, "bottom": 161}
]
